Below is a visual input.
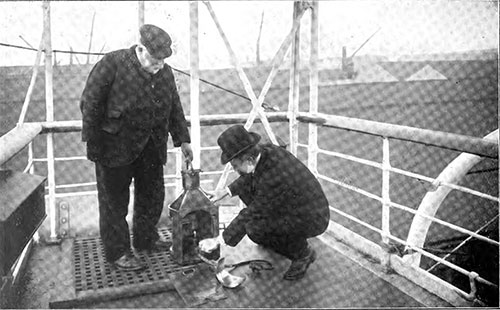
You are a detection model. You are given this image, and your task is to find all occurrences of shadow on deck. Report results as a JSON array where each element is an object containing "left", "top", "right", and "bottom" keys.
[{"left": 12, "top": 228, "right": 452, "bottom": 308}]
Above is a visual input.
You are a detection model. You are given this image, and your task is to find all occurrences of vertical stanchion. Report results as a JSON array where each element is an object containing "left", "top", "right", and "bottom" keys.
[
  {"left": 28, "top": 142, "right": 40, "bottom": 243},
  {"left": 381, "top": 137, "right": 391, "bottom": 270},
  {"left": 19, "top": 35, "right": 43, "bottom": 243},
  {"left": 308, "top": 0, "right": 319, "bottom": 175},
  {"left": 138, "top": 1, "right": 145, "bottom": 28},
  {"left": 189, "top": 1, "right": 201, "bottom": 169},
  {"left": 43, "top": 0, "right": 59, "bottom": 242},
  {"left": 382, "top": 137, "right": 391, "bottom": 243},
  {"left": 288, "top": 1, "right": 301, "bottom": 156}
]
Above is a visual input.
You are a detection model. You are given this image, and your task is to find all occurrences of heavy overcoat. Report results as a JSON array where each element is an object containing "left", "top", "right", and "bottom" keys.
[
  {"left": 80, "top": 46, "right": 190, "bottom": 167},
  {"left": 222, "top": 144, "right": 330, "bottom": 246}
]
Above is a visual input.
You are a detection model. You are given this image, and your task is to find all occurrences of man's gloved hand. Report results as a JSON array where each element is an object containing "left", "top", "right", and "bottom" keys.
[
  {"left": 181, "top": 142, "right": 193, "bottom": 163},
  {"left": 199, "top": 234, "right": 224, "bottom": 253}
]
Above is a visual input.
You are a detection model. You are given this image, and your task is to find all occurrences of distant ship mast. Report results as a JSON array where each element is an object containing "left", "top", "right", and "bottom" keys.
[{"left": 342, "top": 26, "right": 381, "bottom": 79}]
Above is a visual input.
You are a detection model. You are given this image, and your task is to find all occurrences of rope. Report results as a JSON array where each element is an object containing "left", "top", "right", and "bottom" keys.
[{"left": 0, "top": 41, "right": 278, "bottom": 111}]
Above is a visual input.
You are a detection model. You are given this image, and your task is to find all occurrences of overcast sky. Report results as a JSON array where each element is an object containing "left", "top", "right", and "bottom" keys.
[{"left": 0, "top": 0, "right": 498, "bottom": 68}]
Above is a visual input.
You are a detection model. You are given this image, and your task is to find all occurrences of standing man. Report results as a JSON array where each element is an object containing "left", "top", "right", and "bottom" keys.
[
  {"left": 80, "top": 24, "right": 193, "bottom": 271},
  {"left": 200, "top": 125, "right": 330, "bottom": 281}
]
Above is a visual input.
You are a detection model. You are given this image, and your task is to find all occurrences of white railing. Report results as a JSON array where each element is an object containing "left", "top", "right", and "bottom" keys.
[
  {"left": 1, "top": 109, "right": 498, "bottom": 307},
  {"left": 297, "top": 112, "right": 498, "bottom": 305},
  {"left": 1, "top": 1, "right": 497, "bottom": 306}
]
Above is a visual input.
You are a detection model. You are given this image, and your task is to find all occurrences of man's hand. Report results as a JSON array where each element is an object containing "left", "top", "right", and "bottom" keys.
[
  {"left": 206, "top": 188, "right": 229, "bottom": 203},
  {"left": 181, "top": 142, "right": 193, "bottom": 162}
]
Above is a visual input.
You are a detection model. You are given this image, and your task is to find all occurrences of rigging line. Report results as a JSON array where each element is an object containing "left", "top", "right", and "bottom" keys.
[
  {"left": 419, "top": 247, "right": 468, "bottom": 256},
  {"left": 467, "top": 167, "right": 498, "bottom": 175},
  {"left": 0, "top": 41, "right": 278, "bottom": 111},
  {"left": 0, "top": 42, "right": 104, "bottom": 55},
  {"left": 427, "top": 214, "right": 499, "bottom": 273},
  {"left": 173, "top": 69, "right": 277, "bottom": 111}
]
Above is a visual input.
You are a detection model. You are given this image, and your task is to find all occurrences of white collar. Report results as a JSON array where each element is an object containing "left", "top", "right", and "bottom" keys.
[{"left": 250, "top": 153, "right": 262, "bottom": 174}]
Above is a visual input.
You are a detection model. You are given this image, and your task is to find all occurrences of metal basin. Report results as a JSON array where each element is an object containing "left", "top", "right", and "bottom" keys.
[{"left": 198, "top": 254, "right": 246, "bottom": 289}]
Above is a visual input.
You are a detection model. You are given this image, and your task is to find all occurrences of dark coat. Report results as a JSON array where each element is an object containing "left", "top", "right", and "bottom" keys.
[
  {"left": 80, "top": 46, "right": 190, "bottom": 167},
  {"left": 222, "top": 144, "right": 330, "bottom": 246}
]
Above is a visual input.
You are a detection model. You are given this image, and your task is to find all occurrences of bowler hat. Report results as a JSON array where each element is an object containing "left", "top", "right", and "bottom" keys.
[
  {"left": 139, "top": 24, "right": 172, "bottom": 59},
  {"left": 218, "top": 125, "right": 261, "bottom": 164}
]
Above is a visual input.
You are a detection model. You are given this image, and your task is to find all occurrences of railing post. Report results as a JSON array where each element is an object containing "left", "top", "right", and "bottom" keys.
[
  {"left": 190, "top": 1, "right": 201, "bottom": 169},
  {"left": 138, "top": 1, "right": 145, "bottom": 28},
  {"left": 43, "top": 0, "right": 60, "bottom": 243},
  {"left": 381, "top": 137, "right": 391, "bottom": 270},
  {"left": 308, "top": 0, "right": 319, "bottom": 174},
  {"left": 28, "top": 142, "right": 40, "bottom": 243}
]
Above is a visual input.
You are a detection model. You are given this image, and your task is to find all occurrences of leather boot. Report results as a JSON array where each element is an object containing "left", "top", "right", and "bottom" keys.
[
  {"left": 113, "top": 252, "right": 146, "bottom": 271},
  {"left": 283, "top": 246, "right": 316, "bottom": 281}
]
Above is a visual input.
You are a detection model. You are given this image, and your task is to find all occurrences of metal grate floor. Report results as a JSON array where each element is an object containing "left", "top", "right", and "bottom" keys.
[{"left": 72, "top": 229, "right": 198, "bottom": 293}]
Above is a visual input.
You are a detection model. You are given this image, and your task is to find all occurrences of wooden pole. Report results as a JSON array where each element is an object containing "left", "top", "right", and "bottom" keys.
[
  {"left": 190, "top": 1, "right": 201, "bottom": 169},
  {"left": 138, "top": 1, "right": 145, "bottom": 28},
  {"left": 43, "top": 0, "right": 59, "bottom": 242},
  {"left": 308, "top": 0, "right": 319, "bottom": 174},
  {"left": 288, "top": 1, "right": 301, "bottom": 156},
  {"left": 86, "top": 11, "right": 96, "bottom": 64},
  {"left": 203, "top": 2, "right": 278, "bottom": 145},
  {"left": 246, "top": 7, "right": 307, "bottom": 128},
  {"left": 205, "top": 1, "right": 308, "bottom": 190},
  {"left": 18, "top": 33, "right": 44, "bottom": 125},
  {"left": 256, "top": 11, "right": 264, "bottom": 64}
]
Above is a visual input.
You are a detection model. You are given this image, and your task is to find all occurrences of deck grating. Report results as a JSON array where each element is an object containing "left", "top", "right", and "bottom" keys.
[{"left": 72, "top": 229, "right": 199, "bottom": 293}]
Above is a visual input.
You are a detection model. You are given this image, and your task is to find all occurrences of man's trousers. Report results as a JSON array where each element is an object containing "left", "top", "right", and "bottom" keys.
[
  {"left": 95, "top": 138, "right": 165, "bottom": 262},
  {"left": 222, "top": 175, "right": 326, "bottom": 260}
]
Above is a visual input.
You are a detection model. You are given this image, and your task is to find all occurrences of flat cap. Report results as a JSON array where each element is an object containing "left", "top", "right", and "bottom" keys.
[{"left": 139, "top": 24, "right": 172, "bottom": 59}]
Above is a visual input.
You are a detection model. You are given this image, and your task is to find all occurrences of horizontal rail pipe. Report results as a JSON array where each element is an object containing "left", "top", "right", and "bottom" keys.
[
  {"left": 316, "top": 146, "right": 499, "bottom": 203},
  {"left": 8, "top": 112, "right": 496, "bottom": 160},
  {"left": 405, "top": 129, "right": 499, "bottom": 266},
  {"left": 328, "top": 206, "right": 498, "bottom": 290},
  {"left": 318, "top": 173, "right": 499, "bottom": 247},
  {"left": 0, "top": 123, "right": 43, "bottom": 166},
  {"left": 298, "top": 112, "right": 498, "bottom": 158},
  {"left": 2, "top": 111, "right": 497, "bottom": 305},
  {"left": 39, "top": 113, "right": 289, "bottom": 134}
]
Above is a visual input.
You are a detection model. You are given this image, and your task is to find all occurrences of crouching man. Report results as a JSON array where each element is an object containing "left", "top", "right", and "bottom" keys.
[{"left": 200, "top": 125, "right": 330, "bottom": 280}]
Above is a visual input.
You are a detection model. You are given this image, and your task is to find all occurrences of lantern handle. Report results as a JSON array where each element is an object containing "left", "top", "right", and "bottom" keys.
[{"left": 185, "top": 159, "right": 193, "bottom": 172}]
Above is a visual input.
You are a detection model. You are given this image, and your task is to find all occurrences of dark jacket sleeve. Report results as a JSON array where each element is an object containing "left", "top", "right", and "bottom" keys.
[
  {"left": 223, "top": 175, "right": 254, "bottom": 246},
  {"left": 80, "top": 54, "right": 117, "bottom": 142},
  {"left": 165, "top": 66, "right": 190, "bottom": 147},
  {"left": 227, "top": 175, "right": 250, "bottom": 198},
  {"left": 222, "top": 207, "right": 253, "bottom": 247},
  {"left": 223, "top": 145, "right": 330, "bottom": 245}
]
